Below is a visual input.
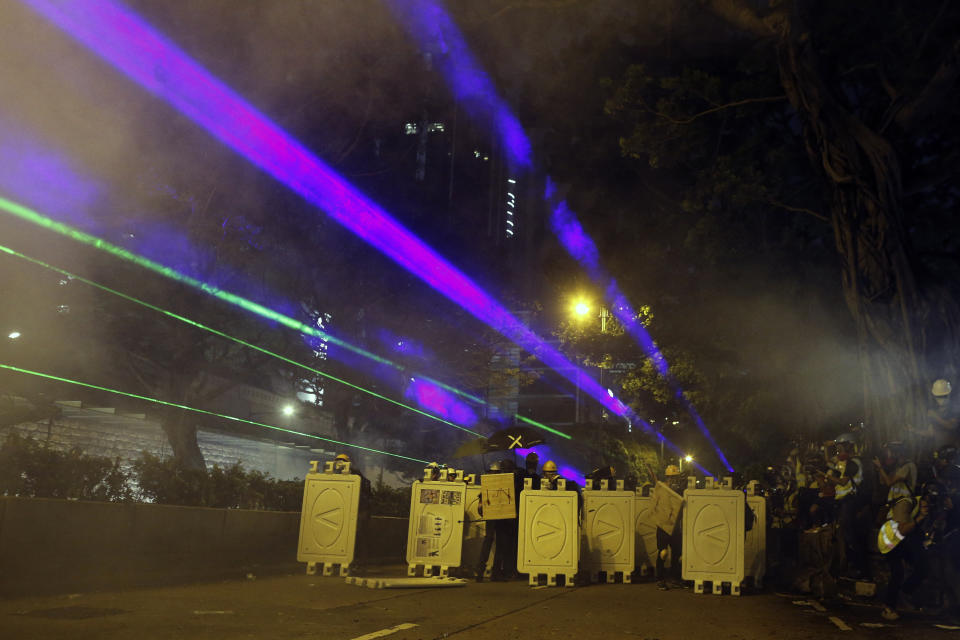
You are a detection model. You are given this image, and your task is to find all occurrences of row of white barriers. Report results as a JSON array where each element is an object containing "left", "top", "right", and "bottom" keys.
[{"left": 296, "top": 462, "right": 765, "bottom": 593}]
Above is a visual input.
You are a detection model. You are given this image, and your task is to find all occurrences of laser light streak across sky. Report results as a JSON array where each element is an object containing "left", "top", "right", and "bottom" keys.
[
  {"left": 384, "top": 0, "right": 733, "bottom": 472},
  {"left": 0, "top": 194, "right": 568, "bottom": 442},
  {"left": 0, "top": 241, "right": 484, "bottom": 438},
  {"left": 0, "top": 363, "right": 430, "bottom": 465},
  {"left": 19, "top": 0, "right": 659, "bottom": 452}
]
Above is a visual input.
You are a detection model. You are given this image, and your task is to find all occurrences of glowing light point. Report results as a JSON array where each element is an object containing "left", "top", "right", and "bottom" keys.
[
  {"left": 606, "top": 388, "right": 615, "bottom": 398},
  {"left": 574, "top": 301, "right": 590, "bottom": 317},
  {"left": 7, "top": 331, "right": 21, "bottom": 339},
  {"left": 282, "top": 404, "right": 295, "bottom": 417}
]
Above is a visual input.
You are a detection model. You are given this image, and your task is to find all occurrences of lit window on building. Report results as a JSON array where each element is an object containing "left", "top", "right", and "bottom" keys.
[
  {"left": 505, "top": 178, "right": 517, "bottom": 239},
  {"left": 427, "top": 122, "right": 445, "bottom": 133},
  {"left": 405, "top": 123, "right": 419, "bottom": 135}
]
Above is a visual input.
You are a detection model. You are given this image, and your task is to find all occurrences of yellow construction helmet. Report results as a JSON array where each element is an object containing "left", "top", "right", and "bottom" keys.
[
  {"left": 542, "top": 460, "right": 558, "bottom": 475},
  {"left": 335, "top": 453, "right": 351, "bottom": 463},
  {"left": 665, "top": 464, "right": 681, "bottom": 476}
]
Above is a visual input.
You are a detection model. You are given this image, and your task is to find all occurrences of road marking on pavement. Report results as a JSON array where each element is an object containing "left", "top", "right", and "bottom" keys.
[
  {"left": 792, "top": 600, "right": 826, "bottom": 612},
  {"left": 828, "top": 616, "right": 852, "bottom": 631},
  {"left": 193, "top": 610, "right": 234, "bottom": 615},
  {"left": 350, "top": 622, "right": 418, "bottom": 640}
]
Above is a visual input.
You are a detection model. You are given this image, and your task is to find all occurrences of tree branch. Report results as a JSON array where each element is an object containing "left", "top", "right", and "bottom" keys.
[
  {"left": 698, "top": 0, "right": 784, "bottom": 39},
  {"left": 763, "top": 198, "right": 829, "bottom": 222},
  {"left": 891, "top": 37, "right": 960, "bottom": 131},
  {"left": 488, "top": 0, "right": 581, "bottom": 21},
  {"left": 649, "top": 95, "right": 786, "bottom": 124}
]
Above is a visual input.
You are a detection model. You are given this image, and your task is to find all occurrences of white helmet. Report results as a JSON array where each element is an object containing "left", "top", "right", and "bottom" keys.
[{"left": 932, "top": 379, "right": 952, "bottom": 397}]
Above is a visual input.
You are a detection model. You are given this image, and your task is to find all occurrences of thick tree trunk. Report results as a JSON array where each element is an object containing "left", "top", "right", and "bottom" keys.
[
  {"left": 160, "top": 409, "right": 205, "bottom": 470},
  {"left": 774, "top": 22, "right": 927, "bottom": 445},
  {"left": 157, "top": 368, "right": 206, "bottom": 471}
]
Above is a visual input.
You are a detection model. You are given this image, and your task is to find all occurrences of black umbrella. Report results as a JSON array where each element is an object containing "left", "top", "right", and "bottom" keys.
[
  {"left": 451, "top": 437, "right": 488, "bottom": 459},
  {"left": 483, "top": 426, "right": 546, "bottom": 452}
]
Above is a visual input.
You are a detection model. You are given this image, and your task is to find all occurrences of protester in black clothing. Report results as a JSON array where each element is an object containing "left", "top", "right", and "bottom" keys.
[
  {"left": 820, "top": 440, "right": 866, "bottom": 578},
  {"left": 524, "top": 451, "right": 541, "bottom": 490},
  {"left": 486, "top": 459, "right": 521, "bottom": 581},
  {"left": 880, "top": 497, "right": 929, "bottom": 621},
  {"left": 334, "top": 453, "right": 372, "bottom": 572},
  {"left": 475, "top": 460, "right": 500, "bottom": 581}
]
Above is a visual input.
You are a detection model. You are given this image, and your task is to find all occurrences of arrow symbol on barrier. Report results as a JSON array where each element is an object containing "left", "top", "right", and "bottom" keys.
[
  {"left": 314, "top": 507, "right": 342, "bottom": 529},
  {"left": 597, "top": 519, "right": 620, "bottom": 539},
  {"left": 535, "top": 520, "right": 561, "bottom": 542},
  {"left": 698, "top": 522, "right": 727, "bottom": 543}
]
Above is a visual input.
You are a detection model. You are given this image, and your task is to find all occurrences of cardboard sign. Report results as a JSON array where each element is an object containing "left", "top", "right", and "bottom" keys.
[
  {"left": 651, "top": 481, "right": 683, "bottom": 534},
  {"left": 480, "top": 473, "right": 517, "bottom": 520}
]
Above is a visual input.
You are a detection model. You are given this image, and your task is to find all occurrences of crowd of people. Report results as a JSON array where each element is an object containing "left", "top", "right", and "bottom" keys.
[
  {"left": 767, "top": 379, "right": 960, "bottom": 621},
  {"left": 334, "top": 377, "right": 959, "bottom": 621}
]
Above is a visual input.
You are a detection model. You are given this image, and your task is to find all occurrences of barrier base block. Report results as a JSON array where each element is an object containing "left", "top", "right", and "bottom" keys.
[
  {"left": 529, "top": 573, "right": 576, "bottom": 588},
  {"left": 307, "top": 561, "right": 349, "bottom": 577},
  {"left": 694, "top": 579, "right": 742, "bottom": 596},
  {"left": 408, "top": 564, "right": 449, "bottom": 578}
]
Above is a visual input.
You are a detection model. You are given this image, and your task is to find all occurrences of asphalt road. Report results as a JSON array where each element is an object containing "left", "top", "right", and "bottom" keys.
[{"left": 1, "top": 569, "right": 957, "bottom": 640}]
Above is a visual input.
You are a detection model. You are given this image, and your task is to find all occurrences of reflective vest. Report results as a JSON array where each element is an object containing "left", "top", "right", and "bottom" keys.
[
  {"left": 834, "top": 458, "right": 863, "bottom": 499},
  {"left": 885, "top": 495, "right": 919, "bottom": 522},
  {"left": 878, "top": 519, "right": 905, "bottom": 554},
  {"left": 886, "top": 462, "right": 917, "bottom": 502},
  {"left": 887, "top": 479, "right": 913, "bottom": 502}
]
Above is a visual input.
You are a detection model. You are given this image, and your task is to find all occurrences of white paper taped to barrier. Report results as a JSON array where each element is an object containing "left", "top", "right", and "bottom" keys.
[{"left": 406, "top": 480, "right": 467, "bottom": 573}]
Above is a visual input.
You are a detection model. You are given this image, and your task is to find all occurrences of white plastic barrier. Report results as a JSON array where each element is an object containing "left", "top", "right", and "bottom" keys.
[
  {"left": 682, "top": 477, "right": 745, "bottom": 595},
  {"left": 581, "top": 479, "right": 634, "bottom": 582},
  {"left": 517, "top": 477, "right": 579, "bottom": 587},
  {"left": 405, "top": 467, "right": 467, "bottom": 577},
  {"left": 297, "top": 460, "right": 362, "bottom": 576},
  {"left": 745, "top": 481, "right": 767, "bottom": 588},
  {"left": 634, "top": 494, "right": 660, "bottom": 575}
]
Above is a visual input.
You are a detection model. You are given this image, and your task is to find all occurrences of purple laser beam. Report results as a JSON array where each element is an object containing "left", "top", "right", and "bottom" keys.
[
  {"left": 382, "top": 0, "right": 532, "bottom": 170},
  {"left": 384, "top": 0, "right": 731, "bottom": 472},
  {"left": 20, "top": 0, "right": 689, "bottom": 455}
]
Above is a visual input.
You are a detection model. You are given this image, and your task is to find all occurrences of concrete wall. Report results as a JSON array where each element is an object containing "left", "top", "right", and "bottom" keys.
[{"left": 0, "top": 497, "right": 407, "bottom": 598}]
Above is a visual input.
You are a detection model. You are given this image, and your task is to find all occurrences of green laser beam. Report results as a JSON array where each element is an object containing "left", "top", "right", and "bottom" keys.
[
  {"left": 0, "top": 242, "right": 482, "bottom": 437},
  {"left": 0, "top": 194, "right": 570, "bottom": 440},
  {"left": 0, "top": 195, "right": 396, "bottom": 368},
  {"left": 0, "top": 362, "right": 429, "bottom": 464}
]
